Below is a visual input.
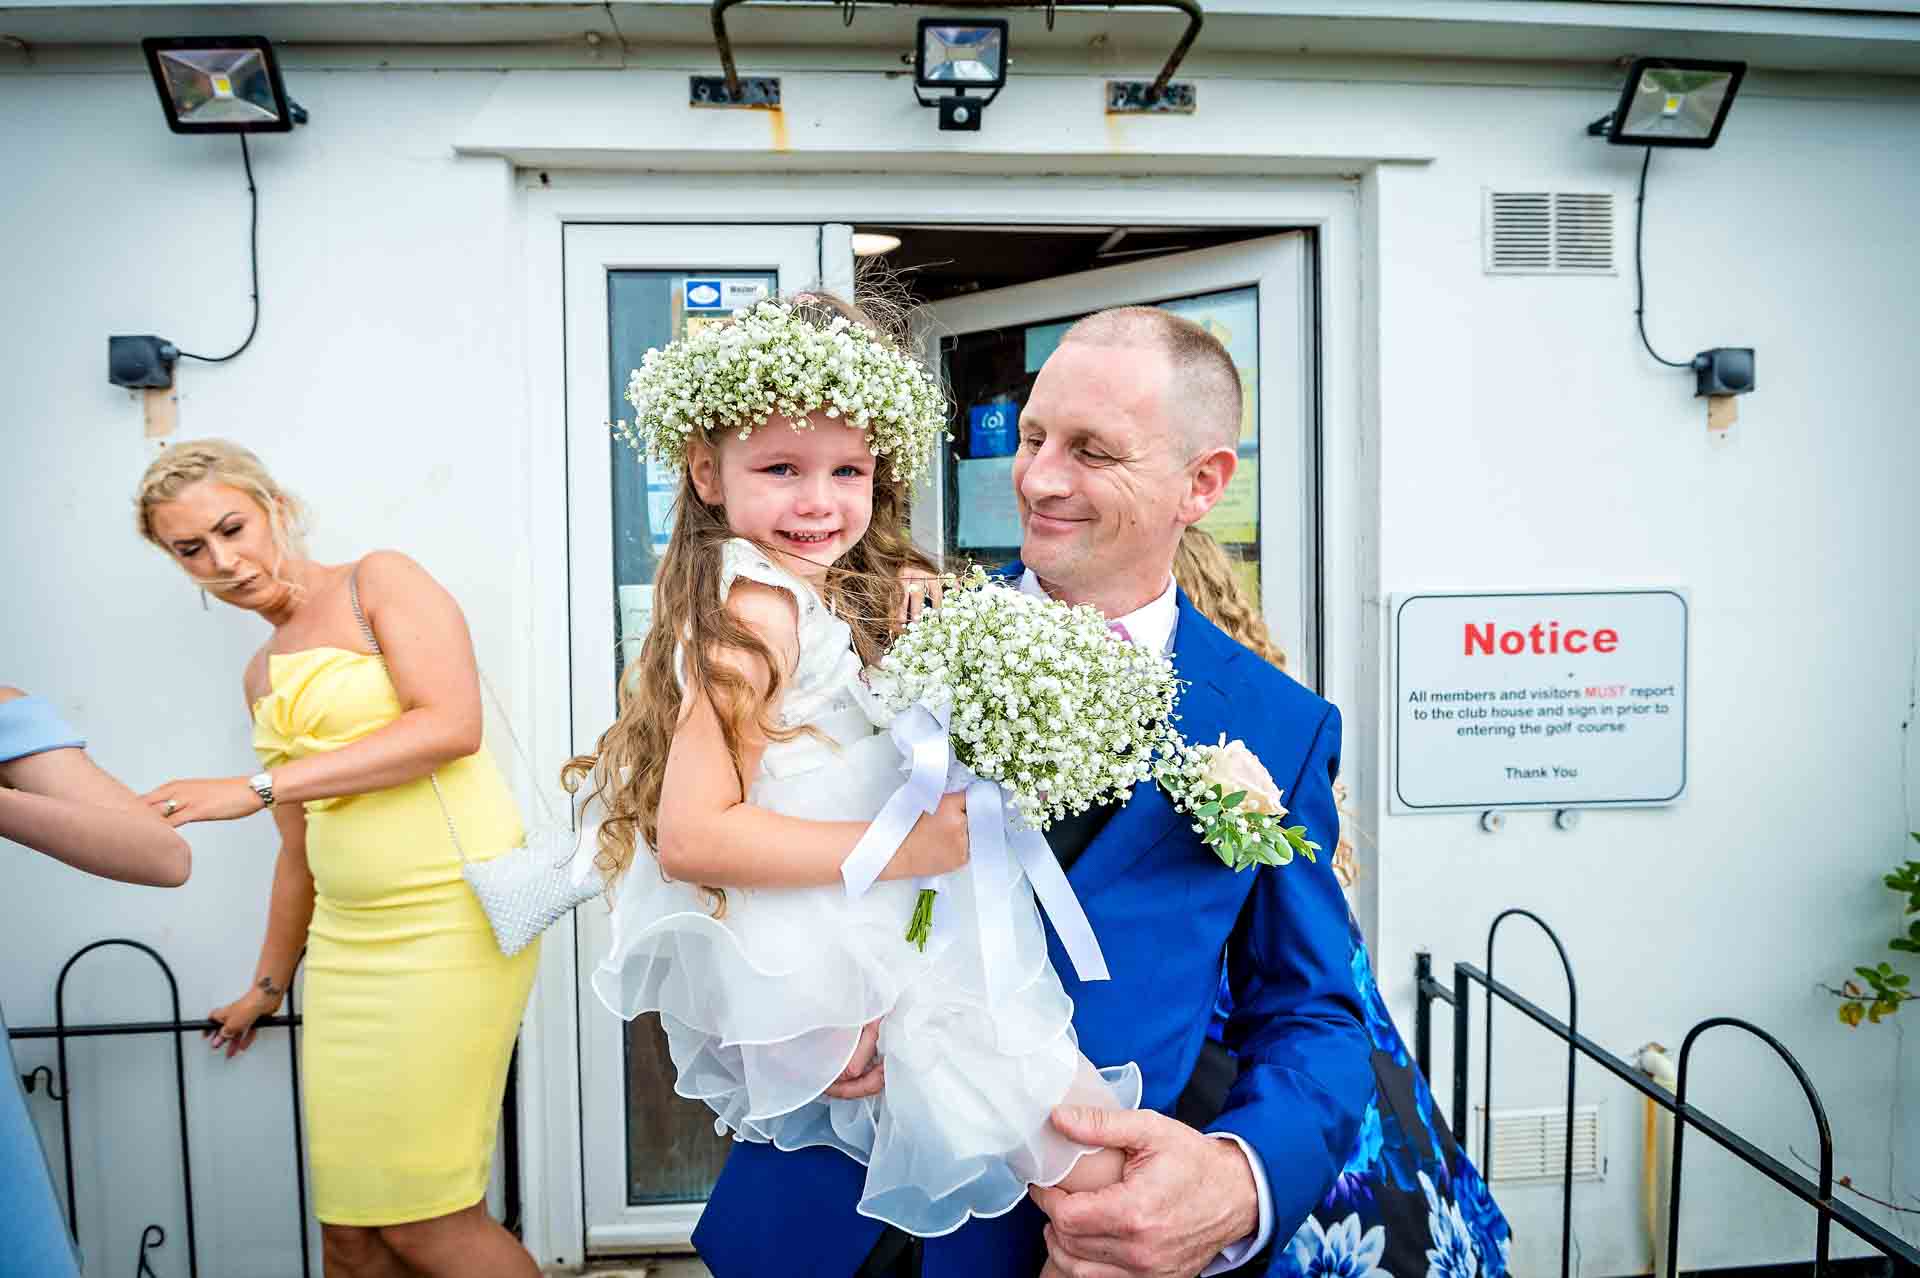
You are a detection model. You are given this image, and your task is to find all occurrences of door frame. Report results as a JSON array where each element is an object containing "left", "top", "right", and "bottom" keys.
[{"left": 515, "top": 173, "right": 1369, "bottom": 1264}]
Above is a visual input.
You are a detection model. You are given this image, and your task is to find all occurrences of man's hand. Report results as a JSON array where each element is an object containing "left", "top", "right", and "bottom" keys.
[
  {"left": 1030, "top": 1106, "right": 1258, "bottom": 1278},
  {"left": 822, "top": 1018, "right": 885, "bottom": 1099}
]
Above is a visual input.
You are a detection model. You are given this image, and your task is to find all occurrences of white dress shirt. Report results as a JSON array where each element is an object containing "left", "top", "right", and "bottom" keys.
[{"left": 1016, "top": 569, "right": 1275, "bottom": 1270}]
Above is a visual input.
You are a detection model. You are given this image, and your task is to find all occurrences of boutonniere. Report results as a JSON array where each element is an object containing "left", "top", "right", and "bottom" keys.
[{"left": 1157, "top": 735, "right": 1320, "bottom": 871}]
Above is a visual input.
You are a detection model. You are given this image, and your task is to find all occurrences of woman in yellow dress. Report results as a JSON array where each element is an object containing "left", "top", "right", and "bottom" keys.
[{"left": 135, "top": 439, "right": 539, "bottom": 1278}]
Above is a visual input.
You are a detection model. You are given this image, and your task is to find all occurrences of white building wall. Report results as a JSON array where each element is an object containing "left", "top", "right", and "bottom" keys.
[
  {"left": 1367, "top": 88, "right": 1920, "bottom": 1271},
  {"left": 0, "top": 68, "right": 527, "bottom": 1271},
  {"left": 2, "top": 44, "right": 1916, "bottom": 1276}
]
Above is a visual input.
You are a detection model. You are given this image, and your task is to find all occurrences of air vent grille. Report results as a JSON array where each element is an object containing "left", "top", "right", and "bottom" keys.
[
  {"left": 1476, "top": 1104, "right": 1606, "bottom": 1184},
  {"left": 1485, "top": 190, "right": 1616, "bottom": 275}
]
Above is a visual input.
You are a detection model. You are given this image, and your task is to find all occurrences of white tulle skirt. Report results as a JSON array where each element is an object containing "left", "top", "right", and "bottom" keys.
[{"left": 591, "top": 729, "right": 1141, "bottom": 1237}]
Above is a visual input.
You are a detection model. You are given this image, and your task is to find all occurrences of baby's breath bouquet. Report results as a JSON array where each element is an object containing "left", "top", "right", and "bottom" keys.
[
  {"left": 870, "top": 570, "right": 1182, "bottom": 947},
  {"left": 867, "top": 571, "right": 1319, "bottom": 952},
  {"left": 1156, "top": 736, "right": 1320, "bottom": 872},
  {"left": 873, "top": 570, "right": 1182, "bottom": 828}
]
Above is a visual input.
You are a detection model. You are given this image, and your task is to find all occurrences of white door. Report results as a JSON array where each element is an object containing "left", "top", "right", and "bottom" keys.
[
  {"left": 919, "top": 234, "right": 1319, "bottom": 687},
  {"left": 565, "top": 223, "right": 852, "bottom": 1249}
]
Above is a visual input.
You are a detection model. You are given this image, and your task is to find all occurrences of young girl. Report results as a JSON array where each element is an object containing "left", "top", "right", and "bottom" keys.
[{"left": 570, "top": 294, "right": 1137, "bottom": 1238}]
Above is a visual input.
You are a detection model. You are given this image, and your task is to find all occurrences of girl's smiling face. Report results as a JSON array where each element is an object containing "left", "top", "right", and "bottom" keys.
[{"left": 688, "top": 413, "right": 878, "bottom": 584}]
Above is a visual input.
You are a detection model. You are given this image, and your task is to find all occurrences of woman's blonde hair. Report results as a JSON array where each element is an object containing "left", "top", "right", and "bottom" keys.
[
  {"left": 1172, "top": 526, "right": 1359, "bottom": 888},
  {"left": 563, "top": 293, "right": 936, "bottom": 905},
  {"left": 1173, "top": 525, "right": 1286, "bottom": 671},
  {"left": 134, "top": 439, "right": 310, "bottom": 592}
]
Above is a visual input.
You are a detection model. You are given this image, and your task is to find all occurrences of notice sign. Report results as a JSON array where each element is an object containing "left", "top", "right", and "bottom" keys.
[{"left": 1392, "top": 590, "right": 1687, "bottom": 812}]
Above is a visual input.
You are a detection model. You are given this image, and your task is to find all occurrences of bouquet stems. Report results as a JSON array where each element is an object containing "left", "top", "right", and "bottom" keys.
[{"left": 905, "top": 888, "right": 938, "bottom": 951}]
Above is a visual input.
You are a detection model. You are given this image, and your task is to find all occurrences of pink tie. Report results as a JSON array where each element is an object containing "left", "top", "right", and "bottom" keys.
[{"left": 1109, "top": 620, "right": 1133, "bottom": 644}]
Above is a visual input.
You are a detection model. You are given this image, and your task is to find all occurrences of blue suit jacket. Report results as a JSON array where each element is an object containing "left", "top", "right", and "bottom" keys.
[{"left": 693, "top": 573, "right": 1373, "bottom": 1277}]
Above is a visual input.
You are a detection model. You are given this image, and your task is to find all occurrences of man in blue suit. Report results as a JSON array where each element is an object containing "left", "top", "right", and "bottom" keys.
[{"left": 694, "top": 307, "right": 1374, "bottom": 1277}]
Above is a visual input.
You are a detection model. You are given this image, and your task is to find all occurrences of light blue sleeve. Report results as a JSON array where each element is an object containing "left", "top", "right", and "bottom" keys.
[{"left": 0, "top": 695, "right": 86, "bottom": 765}]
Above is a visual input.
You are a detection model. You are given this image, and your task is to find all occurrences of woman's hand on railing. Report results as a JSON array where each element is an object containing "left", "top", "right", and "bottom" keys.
[{"left": 205, "top": 983, "right": 283, "bottom": 1059}]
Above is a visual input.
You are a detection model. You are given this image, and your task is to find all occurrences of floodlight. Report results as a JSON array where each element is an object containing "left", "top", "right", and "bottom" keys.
[
  {"left": 1587, "top": 61, "right": 1758, "bottom": 401},
  {"left": 142, "top": 36, "right": 305, "bottom": 134},
  {"left": 1588, "top": 57, "right": 1745, "bottom": 148},
  {"left": 109, "top": 37, "right": 305, "bottom": 384},
  {"left": 913, "top": 18, "right": 1008, "bottom": 132},
  {"left": 916, "top": 20, "right": 1007, "bottom": 90}
]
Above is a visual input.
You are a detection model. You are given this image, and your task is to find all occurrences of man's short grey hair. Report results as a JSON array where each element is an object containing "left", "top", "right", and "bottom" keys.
[{"left": 1059, "top": 306, "right": 1242, "bottom": 455}]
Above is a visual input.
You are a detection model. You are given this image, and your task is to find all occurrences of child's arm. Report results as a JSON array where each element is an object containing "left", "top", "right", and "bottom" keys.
[{"left": 655, "top": 579, "right": 966, "bottom": 889}]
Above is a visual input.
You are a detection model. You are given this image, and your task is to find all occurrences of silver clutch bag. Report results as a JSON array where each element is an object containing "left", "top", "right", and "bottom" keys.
[{"left": 456, "top": 818, "right": 603, "bottom": 958}]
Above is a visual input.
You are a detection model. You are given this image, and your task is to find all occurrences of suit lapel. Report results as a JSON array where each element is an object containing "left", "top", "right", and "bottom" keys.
[
  {"left": 988, "top": 562, "right": 1246, "bottom": 891},
  {"left": 1067, "top": 592, "right": 1242, "bottom": 894}
]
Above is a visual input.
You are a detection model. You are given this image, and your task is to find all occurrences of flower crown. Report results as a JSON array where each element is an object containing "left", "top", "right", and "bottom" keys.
[{"left": 616, "top": 299, "right": 950, "bottom": 486}]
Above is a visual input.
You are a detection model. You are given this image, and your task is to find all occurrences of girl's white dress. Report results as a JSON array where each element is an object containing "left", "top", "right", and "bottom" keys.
[{"left": 593, "top": 539, "right": 1141, "bottom": 1237}]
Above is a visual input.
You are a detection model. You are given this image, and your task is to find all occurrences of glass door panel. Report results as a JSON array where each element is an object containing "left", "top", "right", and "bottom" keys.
[
  {"left": 605, "top": 269, "right": 777, "bottom": 1207},
  {"left": 566, "top": 225, "right": 832, "bottom": 1249},
  {"left": 939, "top": 285, "right": 1263, "bottom": 602},
  {"left": 920, "top": 235, "right": 1316, "bottom": 686}
]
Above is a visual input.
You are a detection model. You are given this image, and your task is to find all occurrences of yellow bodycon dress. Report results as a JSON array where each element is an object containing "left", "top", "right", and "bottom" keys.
[{"left": 253, "top": 647, "right": 539, "bottom": 1226}]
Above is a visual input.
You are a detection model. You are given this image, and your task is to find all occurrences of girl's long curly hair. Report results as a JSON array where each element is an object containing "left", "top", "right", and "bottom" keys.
[
  {"left": 1172, "top": 526, "right": 1360, "bottom": 888},
  {"left": 562, "top": 293, "right": 938, "bottom": 906}
]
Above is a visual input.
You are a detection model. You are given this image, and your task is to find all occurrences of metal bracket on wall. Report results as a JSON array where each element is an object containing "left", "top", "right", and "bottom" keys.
[
  {"left": 1107, "top": 80, "right": 1194, "bottom": 113},
  {"left": 690, "top": 74, "right": 782, "bottom": 107},
  {"left": 708, "top": 0, "right": 1202, "bottom": 105}
]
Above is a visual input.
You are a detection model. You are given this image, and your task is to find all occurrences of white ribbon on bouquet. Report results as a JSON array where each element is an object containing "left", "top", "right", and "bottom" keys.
[{"left": 840, "top": 702, "right": 1112, "bottom": 991}]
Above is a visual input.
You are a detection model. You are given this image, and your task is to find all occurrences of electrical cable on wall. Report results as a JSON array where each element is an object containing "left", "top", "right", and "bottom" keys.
[
  {"left": 1632, "top": 148, "right": 1692, "bottom": 370},
  {"left": 110, "top": 40, "right": 305, "bottom": 393},
  {"left": 176, "top": 135, "right": 262, "bottom": 364}
]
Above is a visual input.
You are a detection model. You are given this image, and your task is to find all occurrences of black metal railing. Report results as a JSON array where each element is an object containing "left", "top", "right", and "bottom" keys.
[
  {"left": 1415, "top": 912, "right": 1920, "bottom": 1276},
  {"left": 7, "top": 938, "right": 522, "bottom": 1277}
]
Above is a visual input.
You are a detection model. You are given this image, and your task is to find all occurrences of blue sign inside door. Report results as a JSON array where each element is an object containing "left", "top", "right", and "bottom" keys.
[{"left": 685, "top": 278, "right": 770, "bottom": 312}]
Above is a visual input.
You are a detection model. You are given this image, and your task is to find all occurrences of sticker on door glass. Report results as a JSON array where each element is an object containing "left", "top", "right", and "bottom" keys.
[
  {"left": 684, "top": 278, "right": 771, "bottom": 312},
  {"left": 967, "top": 398, "right": 1019, "bottom": 457}
]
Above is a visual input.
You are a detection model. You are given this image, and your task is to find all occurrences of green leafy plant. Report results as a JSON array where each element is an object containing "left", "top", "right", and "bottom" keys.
[{"left": 1824, "top": 840, "right": 1920, "bottom": 1027}]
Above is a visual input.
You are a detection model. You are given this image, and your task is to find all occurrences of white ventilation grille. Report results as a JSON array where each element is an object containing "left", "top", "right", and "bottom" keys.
[
  {"left": 1476, "top": 1104, "right": 1606, "bottom": 1184},
  {"left": 1484, "top": 190, "right": 1616, "bottom": 275}
]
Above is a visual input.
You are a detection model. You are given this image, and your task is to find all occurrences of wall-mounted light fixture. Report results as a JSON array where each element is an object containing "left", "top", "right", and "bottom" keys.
[
  {"left": 913, "top": 18, "right": 1007, "bottom": 131},
  {"left": 141, "top": 35, "right": 307, "bottom": 133},
  {"left": 703, "top": 0, "right": 1201, "bottom": 125},
  {"left": 1588, "top": 57, "right": 1745, "bottom": 149},
  {"left": 1590, "top": 56, "right": 1753, "bottom": 431},
  {"left": 111, "top": 36, "right": 308, "bottom": 392}
]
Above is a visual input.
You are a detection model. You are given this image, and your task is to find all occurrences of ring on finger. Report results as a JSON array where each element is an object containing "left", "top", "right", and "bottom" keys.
[{"left": 161, "top": 798, "right": 180, "bottom": 817}]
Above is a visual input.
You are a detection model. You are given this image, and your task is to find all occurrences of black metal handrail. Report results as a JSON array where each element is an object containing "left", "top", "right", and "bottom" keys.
[
  {"left": 1484, "top": 908, "right": 1578, "bottom": 1278},
  {"left": 1415, "top": 922, "right": 1920, "bottom": 1273},
  {"left": 8, "top": 938, "right": 525, "bottom": 1276},
  {"left": 1669, "top": 1018, "right": 1836, "bottom": 1277},
  {"left": 8, "top": 939, "right": 309, "bottom": 1277}
]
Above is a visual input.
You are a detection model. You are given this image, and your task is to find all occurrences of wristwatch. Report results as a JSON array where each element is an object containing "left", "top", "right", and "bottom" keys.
[{"left": 247, "top": 770, "right": 277, "bottom": 810}]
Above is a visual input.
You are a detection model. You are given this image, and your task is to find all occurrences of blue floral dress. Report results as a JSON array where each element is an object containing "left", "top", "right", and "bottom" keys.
[{"left": 1217, "top": 915, "right": 1511, "bottom": 1277}]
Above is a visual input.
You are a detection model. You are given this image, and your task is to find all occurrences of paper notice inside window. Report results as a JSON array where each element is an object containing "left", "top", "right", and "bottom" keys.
[{"left": 955, "top": 456, "right": 1022, "bottom": 549}]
